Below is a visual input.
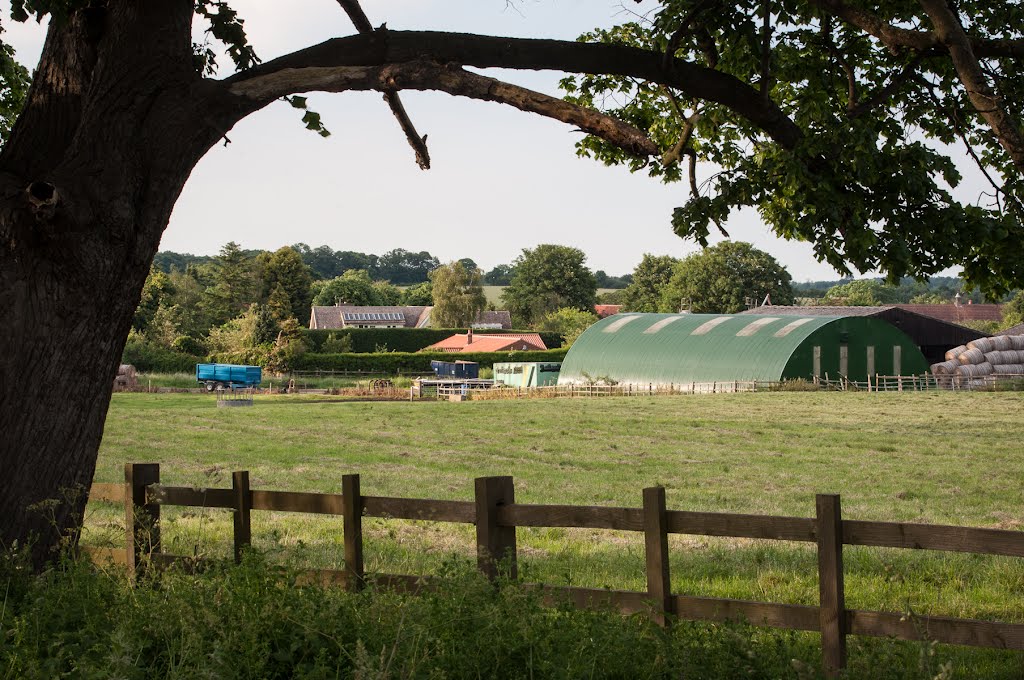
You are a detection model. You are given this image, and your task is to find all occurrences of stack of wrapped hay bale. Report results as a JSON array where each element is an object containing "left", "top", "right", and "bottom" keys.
[{"left": 931, "top": 335, "right": 1024, "bottom": 387}]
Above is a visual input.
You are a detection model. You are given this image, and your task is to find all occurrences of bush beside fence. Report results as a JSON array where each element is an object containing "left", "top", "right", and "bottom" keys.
[{"left": 87, "top": 464, "right": 1024, "bottom": 680}]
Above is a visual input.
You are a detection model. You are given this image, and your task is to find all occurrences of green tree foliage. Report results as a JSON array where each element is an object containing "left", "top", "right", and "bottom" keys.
[
  {"left": 375, "top": 248, "right": 440, "bottom": 285},
  {"left": 132, "top": 267, "right": 174, "bottom": 332},
  {"left": 430, "top": 261, "right": 487, "bottom": 328},
  {"left": 483, "top": 264, "right": 516, "bottom": 286},
  {"left": 537, "top": 307, "right": 600, "bottom": 346},
  {"left": 660, "top": 242, "right": 794, "bottom": 313},
  {"left": 401, "top": 281, "right": 433, "bottom": 306},
  {"left": 0, "top": 34, "right": 29, "bottom": 146},
  {"left": 311, "top": 270, "right": 380, "bottom": 307},
  {"left": 822, "top": 280, "right": 902, "bottom": 306},
  {"left": 501, "top": 245, "right": 597, "bottom": 325},
  {"left": 1003, "top": 291, "right": 1024, "bottom": 330},
  {"left": 620, "top": 254, "right": 680, "bottom": 312},
  {"left": 204, "top": 241, "right": 257, "bottom": 325},
  {"left": 372, "top": 280, "right": 402, "bottom": 306},
  {"left": 561, "top": 3, "right": 1024, "bottom": 297},
  {"left": 257, "top": 246, "right": 313, "bottom": 324}
]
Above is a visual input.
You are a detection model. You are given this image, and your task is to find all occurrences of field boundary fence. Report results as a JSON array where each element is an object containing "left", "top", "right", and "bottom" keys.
[{"left": 85, "top": 464, "right": 1024, "bottom": 678}]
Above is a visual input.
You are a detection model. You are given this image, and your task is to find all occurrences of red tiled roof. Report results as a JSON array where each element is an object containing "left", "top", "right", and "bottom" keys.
[
  {"left": 594, "top": 305, "right": 622, "bottom": 318},
  {"left": 424, "top": 333, "right": 547, "bottom": 353}
]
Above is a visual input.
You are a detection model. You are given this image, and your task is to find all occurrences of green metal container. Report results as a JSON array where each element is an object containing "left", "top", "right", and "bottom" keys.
[
  {"left": 557, "top": 313, "right": 928, "bottom": 385},
  {"left": 494, "top": 362, "right": 562, "bottom": 387}
]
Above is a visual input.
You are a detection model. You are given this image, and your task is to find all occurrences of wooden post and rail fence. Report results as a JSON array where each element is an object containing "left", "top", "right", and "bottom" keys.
[{"left": 84, "top": 463, "right": 1024, "bottom": 678}]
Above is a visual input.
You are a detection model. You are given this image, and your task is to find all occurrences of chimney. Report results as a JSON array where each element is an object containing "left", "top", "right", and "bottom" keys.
[{"left": 467, "top": 328, "right": 473, "bottom": 345}]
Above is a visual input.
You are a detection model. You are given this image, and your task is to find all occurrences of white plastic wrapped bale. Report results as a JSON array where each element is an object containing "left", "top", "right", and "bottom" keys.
[
  {"left": 1010, "top": 336, "right": 1024, "bottom": 351},
  {"left": 991, "top": 364, "right": 1024, "bottom": 375}
]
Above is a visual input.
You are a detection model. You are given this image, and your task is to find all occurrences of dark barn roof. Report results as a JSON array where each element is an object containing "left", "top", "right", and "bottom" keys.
[{"left": 740, "top": 305, "right": 987, "bottom": 364}]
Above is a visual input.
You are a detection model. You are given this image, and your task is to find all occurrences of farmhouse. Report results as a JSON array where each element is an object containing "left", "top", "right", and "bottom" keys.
[
  {"left": 557, "top": 313, "right": 928, "bottom": 386},
  {"left": 309, "top": 305, "right": 512, "bottom": 330},
  {"left": 424, "top": 329, "right": 547, "bottom": 353},
  {"left": 740, "top": 305, "right": 986, "bottom": 365}
]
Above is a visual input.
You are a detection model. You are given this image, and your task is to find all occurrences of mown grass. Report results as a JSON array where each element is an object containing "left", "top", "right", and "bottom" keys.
[{"left": 81, "top": 390, "right": 1024, "bottom": 676}]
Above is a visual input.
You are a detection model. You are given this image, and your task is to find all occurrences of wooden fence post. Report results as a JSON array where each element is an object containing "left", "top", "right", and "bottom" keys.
[
  {"left": 475, "top": 476, "right": 517, "bottom": 581},
  {"left": 643, "top": 486, "right": 673, "bottom": 626},
  {"left": 342, "top": 474, "right": 365, "bottom": 591},
  {"left": 124, "top": 463, "right": 160, "bottom": 579},
  {"left": 816, "top": 494, "right": 847, "bottom": 677},
  {"left": 232, "top": 471, "right": 252, "bottom": 564}
]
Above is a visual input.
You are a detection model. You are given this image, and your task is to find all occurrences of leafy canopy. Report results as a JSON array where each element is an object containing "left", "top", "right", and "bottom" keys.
[
  {"left": 660, "top": 240, "right": 795, "bottom": 313},
  {"left": 562, "top": 1, "right": 1024, "bottom": 297},
  {"left": 429, "top": 261, "right": 487, "bottom": 328},
  {"left": 501, "top": 245, "right": 598, "bottom": 326}
]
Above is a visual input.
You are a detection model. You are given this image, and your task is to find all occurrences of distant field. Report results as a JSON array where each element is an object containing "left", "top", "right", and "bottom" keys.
[{"left": 87, "top": 391, "right": 1024, "bottom": 675}]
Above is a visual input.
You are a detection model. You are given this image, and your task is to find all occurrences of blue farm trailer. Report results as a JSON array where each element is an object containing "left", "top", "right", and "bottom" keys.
[{"left": 196, "top": 363, "right": 262, "bottom": 391}]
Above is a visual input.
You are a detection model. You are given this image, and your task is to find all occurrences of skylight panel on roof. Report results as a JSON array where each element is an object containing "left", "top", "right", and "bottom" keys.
[
  {"left": 773, "top": 318, "right": 815, "bottom": 338},
  {"left": 643, "top": 316, "right": 684, "bottom": 334},
  {"left": 603, "top": 315, "right": 642, "bottom": 333},
  {"left": 690, "top": 317, "right": 733, "bottom": 335},
  {"left": 736, "top": 317, "right": 781, "bottom": 337}
]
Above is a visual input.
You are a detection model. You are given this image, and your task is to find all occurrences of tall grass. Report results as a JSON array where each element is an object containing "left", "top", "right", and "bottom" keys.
[{"left": 1, "top": 548, "right": 1012, "bottom": 679}]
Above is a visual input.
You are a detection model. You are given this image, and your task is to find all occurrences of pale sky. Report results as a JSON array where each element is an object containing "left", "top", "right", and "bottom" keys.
[{"left": 2, "top": 1, "right": 978, "bottom": 280}]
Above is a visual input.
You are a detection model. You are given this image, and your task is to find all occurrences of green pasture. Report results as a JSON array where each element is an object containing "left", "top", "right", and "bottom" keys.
[{"left": 85, "top": 390, "right": 1024, "bottom": 676}]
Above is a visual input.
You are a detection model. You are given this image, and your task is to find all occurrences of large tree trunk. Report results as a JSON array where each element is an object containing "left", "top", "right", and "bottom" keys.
[{"left": 0, "top": 1, "right": 224, "bottom": 567}]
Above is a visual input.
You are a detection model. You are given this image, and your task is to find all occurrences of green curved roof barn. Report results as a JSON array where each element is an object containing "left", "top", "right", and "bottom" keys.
[{"left": 557, "top": 313, "right": 928, "bottom": 385}]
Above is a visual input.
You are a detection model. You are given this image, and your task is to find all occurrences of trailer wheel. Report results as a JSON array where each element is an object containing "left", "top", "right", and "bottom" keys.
[{"left": 205, "top": 381, "right": 216, "bottom": 392}]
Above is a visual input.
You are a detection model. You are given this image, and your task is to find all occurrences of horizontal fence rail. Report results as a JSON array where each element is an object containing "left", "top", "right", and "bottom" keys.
[{"left": 84, "top": 464, "right": 1024, "bottom": 678}]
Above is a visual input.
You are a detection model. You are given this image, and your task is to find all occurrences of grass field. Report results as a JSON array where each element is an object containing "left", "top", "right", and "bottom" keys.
[{"left": 86, "top": 390, "right": 1024, "bottom": 675}]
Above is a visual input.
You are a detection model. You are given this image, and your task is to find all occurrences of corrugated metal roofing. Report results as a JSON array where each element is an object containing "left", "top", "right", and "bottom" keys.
[
  {"left": 559, "top": 313, "right": 838, "bottom": 384},
  {"left": 558, "top": 313, "right": 928, "bottom": 384}
]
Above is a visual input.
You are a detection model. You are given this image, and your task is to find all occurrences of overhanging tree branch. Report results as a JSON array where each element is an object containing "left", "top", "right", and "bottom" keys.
[
  {"left": 917, "top": 0, "right": 1024, "bottom": 173},
  {"left": 333, "top": 0, "right": 431, "bottom": 169},
  {"left": 224, "top": 31, "right": 803, "bottom": 150},
  {"left": 807, "top": 0, "right": 1024, "bottom": 58},
  {"left": 227, "top": 61, "right": 659, "bottom": 157}
]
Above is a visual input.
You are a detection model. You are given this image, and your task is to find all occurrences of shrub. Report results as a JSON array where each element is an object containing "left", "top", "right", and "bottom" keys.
[{"left": 122, "top": 338, "right": 202, "bottom": 373}]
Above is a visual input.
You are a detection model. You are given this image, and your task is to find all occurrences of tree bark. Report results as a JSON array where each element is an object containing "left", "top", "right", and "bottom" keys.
[{"left": 0, "top": 1, "right": 225, "bottom": 567}]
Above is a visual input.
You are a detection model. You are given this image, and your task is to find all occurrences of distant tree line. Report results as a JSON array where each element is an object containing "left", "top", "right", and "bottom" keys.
[{"left": 133, "top": 240, "right": 1022, "bottom": 372}]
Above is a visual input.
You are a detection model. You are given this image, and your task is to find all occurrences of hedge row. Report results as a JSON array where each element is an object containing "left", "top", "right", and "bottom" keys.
[
  {"left": 122, "top": 341, "right": 203, "bottom": 373},
  {"left": 302, "top": 328, "right": 565, "bottom": 354},
  {"left": 291, "top": 348, "right": 569, "bottom": 373}
]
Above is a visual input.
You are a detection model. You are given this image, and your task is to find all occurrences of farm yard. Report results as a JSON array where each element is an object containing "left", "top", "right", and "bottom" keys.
[{"left": 80, "top": 389, "right": 1024, "bottom": 677}]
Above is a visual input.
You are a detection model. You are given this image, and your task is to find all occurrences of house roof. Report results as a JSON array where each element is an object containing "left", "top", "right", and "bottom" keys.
[
  {"left": 474, "top": 310, "right": 513, "bottom": 328},
  {"left": 310, "top": 306, "right": 428, "bottom": 329},
  {"left": 895, "top": 303, "right": 1003, "bottom": 323},
  {"left": 424, "top": 333, "right": 547, "bottom": 353},
  {"left": 742, "top": 303, "right": 1003, "bottom": 323},
  {"left": 595, "top": 305, "right": 622, "bottom": 318},
  {"left": 998, "top": 323, "right": 1024, "bottom": 336},
  {"left": 310, "top": 306, "right": 512, "bottom": 330}
]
